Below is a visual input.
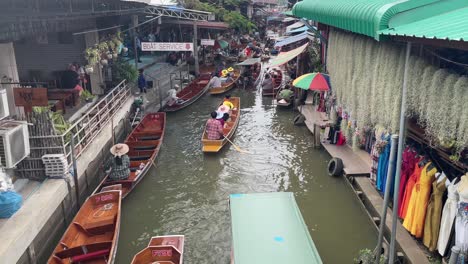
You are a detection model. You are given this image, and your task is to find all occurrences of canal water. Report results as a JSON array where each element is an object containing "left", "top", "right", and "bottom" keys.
[{"left": 116, "top": 88, "right": 376, "bottom": 263}]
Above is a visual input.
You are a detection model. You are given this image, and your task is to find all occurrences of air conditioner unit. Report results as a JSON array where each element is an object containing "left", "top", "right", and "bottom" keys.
[
  {"left": 0, "top": 89, "right": 9, "bottom": 120},
  {"left": 0, "top": 122, "right": 30, "bottom": 168}
]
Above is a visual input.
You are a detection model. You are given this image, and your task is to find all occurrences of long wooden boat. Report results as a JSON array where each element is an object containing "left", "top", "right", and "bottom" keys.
[
  {"left": 209, "top": 70, "right": 240, "bottom": 95},
  {"left": 48, "top": 187, "right": 122, "bottom": 264},
  {"left": 162, "top": 73, "right": 211, "bottom": 112},
  {"left": 202, "top": 97, "right": 240, "bottom": 152},
  {"left": 262, "top": 69, "right": 283, "bottom": 96},
  {"left": 131, "top": 235, "right": 185, "bottom": 264},
  {"left": 229, "top": 192, "right": 323, "bottom": 264},
  {"left": 94, "top": 113, "right": 166, "bottom": 198}
]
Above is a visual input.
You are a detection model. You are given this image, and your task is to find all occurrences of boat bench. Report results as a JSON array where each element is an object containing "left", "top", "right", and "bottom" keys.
[
  {"left": 73, "top": 215, "right": 115, "bottom": 235},
  {"left": 53, "top": 242, "right": 112, "bottom": 262}
]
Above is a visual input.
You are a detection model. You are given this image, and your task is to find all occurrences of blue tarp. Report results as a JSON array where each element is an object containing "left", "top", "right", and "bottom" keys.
[
  {"left": 286, "top": 26, "right": 309, "bottom": 35},
  {"left": 275, "top": 32, "right": 310, "bottom": 47},
  {"left": 0, "top": 191, "right": 22, "bottom": 218}
]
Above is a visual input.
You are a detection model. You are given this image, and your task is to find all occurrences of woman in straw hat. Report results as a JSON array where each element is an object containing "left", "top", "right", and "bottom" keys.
[{"left": 106, "top": 143, "right": 130, "bottom": 181}]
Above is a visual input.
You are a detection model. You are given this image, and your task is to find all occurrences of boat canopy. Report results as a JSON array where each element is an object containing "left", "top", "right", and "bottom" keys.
[
  {"left": 275, "top": 31, "right": 311, "bottom": 47},
  {"left": 236, "top": 58, "right": 260, "bottom": 66},
  {"left": 230, "top": 192, "right": 322, "bottom": 264},
  {"left": 286, "top": 21, "right": 304, "bottom": 31},
  {"left": 285, "top": 25, "right": 310, "bottom": 35},
  {"left": 268, "top": 43, "right": 309, "bottom": 68}
]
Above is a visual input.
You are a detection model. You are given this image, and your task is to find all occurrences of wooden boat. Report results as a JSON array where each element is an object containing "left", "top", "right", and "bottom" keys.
[
  {"left": 162, "top": 73, "right": 211, "bottom": 112},
  {"left": 48, "top": 187, "right": 122, "bottom": 264},
  {"left": 94, "top": 113, "right": 166, "bottom": 198},
  {"left": 131, "top": 235, "right": 185, "bottom": 264},
  {"left": 209, "top": 70, "right": 240, "bottom": 95},
  {"left": 262, "top": 69, "right": 283, "bottom": 96},
  {"left": 230, "top": 192, "right": 323, "bottom": 264},
  {"left": 202, "top": 97, "right": 240, "bottom": 152}
]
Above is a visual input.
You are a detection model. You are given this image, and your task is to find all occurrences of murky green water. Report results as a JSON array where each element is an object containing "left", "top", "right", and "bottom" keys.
[{"left": 116, "top": 88, "right": 376, "bottom": 263}]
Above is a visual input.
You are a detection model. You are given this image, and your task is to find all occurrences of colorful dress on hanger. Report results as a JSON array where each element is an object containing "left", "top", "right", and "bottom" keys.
[
  {"left": 376, "top": 135, "right": 391, "bottom": 192},
  {"left": 402, "top": 162, "right": 438, "bottom": 238},
  {"left": 423, "top": 173, "right": 447, "bottom": 251},
  {"left": 397, "top": 148, "right": 418, "bottom": 215},
  {"left": 437, "top": 179, "right": 459, "bottom": 256},
  {"left": 399, "top": 160, "right": 424, "bottom": 219}
]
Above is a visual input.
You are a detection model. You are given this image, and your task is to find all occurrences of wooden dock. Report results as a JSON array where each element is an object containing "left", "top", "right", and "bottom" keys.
[{"left": 300, "top": 104, "right": 371, "bottom": 177}]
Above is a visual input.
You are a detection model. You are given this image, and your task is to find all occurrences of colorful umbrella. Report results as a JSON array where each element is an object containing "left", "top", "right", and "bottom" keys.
[{"left": 292, "top": 72, "right": 330, "bottom": 91}]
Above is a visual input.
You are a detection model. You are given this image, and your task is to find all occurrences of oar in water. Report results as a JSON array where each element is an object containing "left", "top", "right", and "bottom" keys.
[{"left": 223, "top": 136, "right": 251, "bottom": 154}]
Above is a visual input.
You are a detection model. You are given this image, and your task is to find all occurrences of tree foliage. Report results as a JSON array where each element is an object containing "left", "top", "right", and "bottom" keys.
[{"left": 185, "top": 0, "right": 256, "bottom": 33}]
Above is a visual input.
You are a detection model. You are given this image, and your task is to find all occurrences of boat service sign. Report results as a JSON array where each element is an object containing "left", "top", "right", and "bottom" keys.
[
  {"left": 201, "top": 39, "right": 215, "bottom": 46},
  {"left": 141, "top": 42, "right": 193, "bottom": 51}
]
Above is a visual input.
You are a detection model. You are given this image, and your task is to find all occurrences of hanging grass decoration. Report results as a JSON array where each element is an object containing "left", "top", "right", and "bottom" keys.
[{"left": 327, "top": 29, "right": 468, "bottom": 151}]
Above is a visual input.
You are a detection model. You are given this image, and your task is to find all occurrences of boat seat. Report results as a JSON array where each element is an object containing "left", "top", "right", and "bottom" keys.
[
  {"left": 132, "top": 145, "right": 157, "bottom": 151},
  {"left": 54, "top": 241, "right": 112, "bottom": 260},
  {"left": 81, "top": 215, "right": 115, "bottom": 234},
  {"left": 71, "top": 249, "right": 110, "bottom": 263},
  {"left": 130, "top": 155, "right": 151, "bottom": 161}
]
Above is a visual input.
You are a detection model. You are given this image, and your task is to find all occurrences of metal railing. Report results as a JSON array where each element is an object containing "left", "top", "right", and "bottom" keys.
[{"left": 27, "top": 80, "right": 131, "bottom": 170}]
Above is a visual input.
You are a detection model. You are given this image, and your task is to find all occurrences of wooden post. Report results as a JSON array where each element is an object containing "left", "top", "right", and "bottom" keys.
[
  {"left": 132, "top": 15, "right": 139, "bottom": 69},
  {"left": 193, "top": 22, "right": 199, "bottom": 75}
]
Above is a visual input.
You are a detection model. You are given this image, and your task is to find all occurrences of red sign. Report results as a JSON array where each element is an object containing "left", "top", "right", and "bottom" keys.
[{"left": 152, "top": 249, "right": 172, "bottom": 257}]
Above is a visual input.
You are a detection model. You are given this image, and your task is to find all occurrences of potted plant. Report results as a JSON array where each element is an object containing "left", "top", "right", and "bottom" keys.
[
  {"left": 84, "top": 48, "right": 100, "bottom": 66},
  {"left": 100, "top": 59, "right": 108, "bottom": 66},
  {"left": 80, "top": 90, "right": 95, "bottom": 103},
  {"left": 122, "top": 47, "right": 129, "bottom": 53},
  {"left": 84, "top": 65, "right": 94, "bottom": 74}
]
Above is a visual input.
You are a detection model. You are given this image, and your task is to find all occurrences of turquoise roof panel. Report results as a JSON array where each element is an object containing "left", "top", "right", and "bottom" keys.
[
  {"left": 379, "top": 6, "right": 468, "bottom": 41},
  {"left": 292, "top": 0, "right": 439, "bottom": 40},
  {"left": 230, "top": 192, "right": 322, "bottom": 264}
]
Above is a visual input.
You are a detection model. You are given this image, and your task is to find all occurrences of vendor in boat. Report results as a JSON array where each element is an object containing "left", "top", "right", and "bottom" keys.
[
  {"left": 278, "top": 86, "right": 294, "bottom": 102},
  {"left": 106, "top": 143, "right": 130, "bottom": 181},
  {"left": 206, "top": 111, "right": 224, "bottom": 140},
  {"left": 221, "top": 73, "right": 234, "bottom": 84},
  {"left": 167, "top": 84, "right": 183, "bottom": 106},
  {"left": 208, "top": 72, "right": 222, "bottom": 89},
  {"left": 262, "top": 74, "right": 273, "bottom": 90},
  {"left": 223, "top": 95, "right": 235, "bottom": 109}
]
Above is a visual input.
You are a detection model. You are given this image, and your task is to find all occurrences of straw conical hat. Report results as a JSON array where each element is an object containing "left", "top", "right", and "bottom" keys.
[{"left": 110, "top": 143, "right": 129, "bottom": 157}]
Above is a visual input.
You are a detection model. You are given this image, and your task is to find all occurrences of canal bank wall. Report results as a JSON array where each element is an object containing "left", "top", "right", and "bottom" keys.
[
  {"left": 300, "top": 104, "right": 430, "bottom": 264},
  {"left": 0, "top": 96, "right": 133, "bottom": 264}
]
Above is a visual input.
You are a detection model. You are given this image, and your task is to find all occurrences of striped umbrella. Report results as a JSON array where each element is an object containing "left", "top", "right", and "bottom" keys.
[{"left": 292, "top": 72, "right": 330, "bottom": 91}]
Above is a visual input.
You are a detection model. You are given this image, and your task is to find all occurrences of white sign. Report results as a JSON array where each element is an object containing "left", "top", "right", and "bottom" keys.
[
  {"left": 141, "top": 42, "right": 193, "bottom": 51},
  {"left": 201, "top": 39, "right": 215, "bottom": 46}
]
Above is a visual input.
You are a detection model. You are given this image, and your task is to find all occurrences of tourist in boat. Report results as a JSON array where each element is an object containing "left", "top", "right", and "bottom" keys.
[
  {"left": 223, "top": 95, "right": 234, "bottom": 109},
  {"left": 208, "top": 72, "right": 222, "bottom": 89},
  {"left": 167, "top": 84, "right": 183, "bottom": 106},
  {"left": 216, "top": 112, "right": 230, "bottom": 127},
  {"left": 106, "top": 143, "right": 130, "bottom": 181},
  {"left": 206, "top": 111, "right": 224, "bottom": 140},
  {"left": 278, "top": 86, "right": 294, "bottom": 102},
  {"left": 262, "top": 74, "right": 273, "bottom": 91},
  {"left": 223, "top": 72, "right": 234, "bottom": 84}
]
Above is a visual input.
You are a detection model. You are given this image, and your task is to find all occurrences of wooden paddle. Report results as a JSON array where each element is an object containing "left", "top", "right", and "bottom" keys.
[{"left": 224, "top": 136, "right": 251, "bottom": 154}]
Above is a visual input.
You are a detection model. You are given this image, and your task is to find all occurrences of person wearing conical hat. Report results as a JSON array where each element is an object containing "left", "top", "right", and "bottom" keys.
[{"left": 106, "top": 143, "right": 130, "bottom": 181}]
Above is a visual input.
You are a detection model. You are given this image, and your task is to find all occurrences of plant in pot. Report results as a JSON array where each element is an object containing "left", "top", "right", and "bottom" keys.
[
  {"left": 84, "top": 48, "right": 100, "bottom": 66},
  {"left": 84, "top": 65, "right": 94, "bottom": 74},
  {"left": 111, "top": 58, "right": 138, "bottom": 85},
  {"left": 81, "top": 90, "right": 95, "bottom": 103}
]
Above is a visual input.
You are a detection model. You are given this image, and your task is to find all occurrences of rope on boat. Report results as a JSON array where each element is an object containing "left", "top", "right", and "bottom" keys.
[{"left": 92, "top": 203, "right": 114, "bottom": 218}]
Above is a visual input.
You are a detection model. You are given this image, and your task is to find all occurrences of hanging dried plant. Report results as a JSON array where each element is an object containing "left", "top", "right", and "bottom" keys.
[{"left": 406, "top": 57, "right": 426, "bottom": 117}]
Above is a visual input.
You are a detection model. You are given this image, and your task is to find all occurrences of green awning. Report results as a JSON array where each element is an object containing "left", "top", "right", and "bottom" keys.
[
  {"left": 230, "top": 192, "right": 322, "bottom": 264},
  {"left": 282, "top": 10, "right": 293, "bottom": 16},
  {"left": 236, "top": 58, "right": 260, "bottom": 66},
  {"left": 292, "top": 0, "right": 436, "bottom": 40},
  {"left": 379, "top": 6, "right": 468, "bottom": 41}
]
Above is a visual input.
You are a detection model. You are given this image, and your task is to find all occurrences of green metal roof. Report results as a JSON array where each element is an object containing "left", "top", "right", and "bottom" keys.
[
  {"left": 379, "top": 6, "right": 468, "bottom": 41},
  {"left": 292, "top": 0, "right": 439, "bottom": 40},
  {"left": 230, "top": 192, "right": 322, "bottom": 264}
]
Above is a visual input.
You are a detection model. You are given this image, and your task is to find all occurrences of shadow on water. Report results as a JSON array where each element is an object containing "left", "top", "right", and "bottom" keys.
[{"left": 116, "top": 87, "right": 376, "bottom": 264}]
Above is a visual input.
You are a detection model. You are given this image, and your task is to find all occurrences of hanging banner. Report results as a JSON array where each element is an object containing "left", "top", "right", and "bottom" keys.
[
  {"left": 141, "top": 42, "right": 193, "bottom": 51},
  {"left": 201, "top": 39, "right": 215, "bottom": 46}
]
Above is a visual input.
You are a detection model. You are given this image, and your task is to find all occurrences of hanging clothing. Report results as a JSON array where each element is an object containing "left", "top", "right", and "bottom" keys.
[
  {"left": 423, "top": 173, "right": 447, "bottom": 251},
  {"left": 399, "top": 159, "right": 424, "bottom": 219},
  {"left": 397, "top": 148, "right": 418, "bottom": 215},
  {"left": 376, "top": 135, "right": 391, "bottom": 192},
  {"left": 438, "top": 179, "right": 459, "bottom": 256},
  {"left": 402, "top": 162, "right": 438, "bottom": 238},
  {"left": 455, "top": 202, "right": 468, "bottom": 254},
  {"left": 370, "top": 127, "right": 386, "bottom": 184}
]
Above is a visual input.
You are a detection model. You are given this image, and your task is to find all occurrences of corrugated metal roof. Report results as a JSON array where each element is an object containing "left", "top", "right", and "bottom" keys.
[
  {"left": 292, "top": 0, "right": 437, "bottom": 40},
  {"left": 379, "top": 6, "right": 468, "bottom": 41},
  {"left": 275, "top": 31, "right": 310, "bottom": 47}
]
